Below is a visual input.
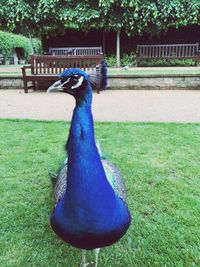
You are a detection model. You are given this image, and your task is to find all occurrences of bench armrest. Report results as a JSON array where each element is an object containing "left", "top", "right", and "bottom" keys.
[
  {"left": 21, "top": 65, "right": 32, "bottom": 77},
  {"left": 21, "top": 65, "right": 31, "bottom": 69}
]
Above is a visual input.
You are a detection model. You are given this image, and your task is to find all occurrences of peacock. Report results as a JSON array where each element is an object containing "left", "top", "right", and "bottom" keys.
[{"left": 47, "top": 64, "right": 131, "bottom": 267}]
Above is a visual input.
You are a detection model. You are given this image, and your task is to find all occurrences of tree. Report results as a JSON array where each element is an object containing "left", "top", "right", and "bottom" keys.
[
  {"left": 99, "top": 0, "right": 200, "bottom": 66},
  {"left": 1, "top": 0, "right": 200, "bottom": 65},
  {"left": 0, "top": 0, "right": 40, "bottom": 53},
  {"left": 34, "top": 0, "right": 100, "bottom": 34},
  {"left": 99, "top": 1, "right": 140, "bottom": 66}
]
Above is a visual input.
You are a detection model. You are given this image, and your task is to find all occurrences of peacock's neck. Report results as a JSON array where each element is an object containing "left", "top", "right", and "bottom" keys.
[
  {"left": 75, "top": 81, "right": 93, "bottom": 108},
  {"left": 64, "top": 82, "right": 117, "bottom": 213},
  {"left": 69, "top": 82, "right": 94, "bottom": 146}
]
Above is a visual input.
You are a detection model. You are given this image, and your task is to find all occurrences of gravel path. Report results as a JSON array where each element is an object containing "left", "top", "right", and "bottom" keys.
[{"left": 1, "top": 89, "right": 200, "bottom": 123}]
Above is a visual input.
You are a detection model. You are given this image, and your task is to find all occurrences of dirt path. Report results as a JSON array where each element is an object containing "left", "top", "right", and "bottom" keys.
[{"left": 1, "top": 89, "right": 200, "bottom": 123}]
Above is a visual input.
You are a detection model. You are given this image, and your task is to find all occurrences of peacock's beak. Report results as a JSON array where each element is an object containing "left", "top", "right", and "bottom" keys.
[{"left": 47, "top": 80, "right": 63, "bottom": 93}]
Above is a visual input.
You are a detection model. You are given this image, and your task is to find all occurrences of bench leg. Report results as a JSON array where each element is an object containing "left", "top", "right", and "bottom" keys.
[
  {"left": 23, "top": 79, "right": 28, "bottom": 93},
  {"left": 33, "top": 81, "right": 36, "bottom": 91},
  {"left": 97, "top": 84, "right": 101, "bottom": 94}
]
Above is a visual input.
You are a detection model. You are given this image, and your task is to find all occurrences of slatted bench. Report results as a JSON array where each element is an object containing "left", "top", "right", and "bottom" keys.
[
  {"left": 21, "top": 54, "right": 104, "bottom": 93},
  {"left": 49, "top": 47, "right": 102, "bottom": 56},
  {"left": 136, "top": 43, "right": 200, "bottom": 66}
]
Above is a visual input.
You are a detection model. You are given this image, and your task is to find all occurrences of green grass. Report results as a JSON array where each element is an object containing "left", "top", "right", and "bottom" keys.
[
  {"left": 109, "top": 68, "right": 200, "bottom": 76},
  {"left": 1, "top": 65, "right": 200, "bottom": 77},
  {"left": 0, "top": 119, "right": 200, "bottom": 267},
  {"left": 0, "top": 65, "right": 31, "bottom": 77}
]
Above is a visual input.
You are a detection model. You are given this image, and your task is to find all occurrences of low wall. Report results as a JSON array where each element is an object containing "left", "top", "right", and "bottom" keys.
[
  {"left": 108, "top": 75, "right": 200, "bottom": 90},
  {"left": 0, "top": 75, "right": 200, "bottom": 90},
  {"left": 0, "top": 77, "right": 23, "bottom": 89}
]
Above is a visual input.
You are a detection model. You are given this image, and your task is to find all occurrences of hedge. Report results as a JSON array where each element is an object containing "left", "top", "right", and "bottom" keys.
[{"left": 0, "top": 31, "right": 42, "bottom": 60}]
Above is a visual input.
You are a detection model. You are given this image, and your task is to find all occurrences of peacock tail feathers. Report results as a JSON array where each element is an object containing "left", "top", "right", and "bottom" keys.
[
  {"left": 100, "top": 60, "right": 108, "bottom": 90},
  {"left": 102, "top": 159, "right": 126, "bottom": 201},
  {"left": 50, "top": 157, "right": 67, "bottom": 203},
  {"left": 95, "top": 140, "right": 107, "bottom": 159},
  {"left": 86, "top": 60, "right": 108, "bottom": 91}
]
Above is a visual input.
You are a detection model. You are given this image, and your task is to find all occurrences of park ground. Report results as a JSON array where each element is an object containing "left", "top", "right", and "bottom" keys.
[
  {"left": 0, "top": 65, "right": 200, "bottom": 267},
  {"left": 0, "top": 89, "right": 200, "bottom": 122},
  {"left": 1, "top": 64, "right": 200, "bottom": 122},
  {"left": 0, "top": 119, "right": 200, "bottom": 267}
]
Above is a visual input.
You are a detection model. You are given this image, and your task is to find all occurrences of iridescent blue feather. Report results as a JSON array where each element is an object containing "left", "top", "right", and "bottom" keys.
[
  {"left": 100, "top": 60, "right": 108, "bottom": 90},
  {"left": 53, "top": 147, "right": 126, "bottom": 204},
  {"left": 50, "top": 67, "right": 131, "bottom": 250}
]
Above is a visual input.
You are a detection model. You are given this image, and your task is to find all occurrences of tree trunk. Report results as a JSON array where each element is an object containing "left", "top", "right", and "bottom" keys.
[
  {"left": 28, "top": 31, "right": 34, "bottom": 55},
  {"left": 102, "top": 30, "right": 106, "bottom": 55},
  {"left": 116, "top": 29, "right": 121, "bottom": 67}
]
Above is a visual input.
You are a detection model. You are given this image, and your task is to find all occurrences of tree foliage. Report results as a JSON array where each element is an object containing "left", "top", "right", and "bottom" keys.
[
  {"left": 98, "top": 0, "right": 200, "bottom": 35},
  {"left": 0, "top": 0, "right": 199, "bottom": 37},
  {"left": 35, "top": 0, "right": 100, "bottom": 33},
  {"left": 0, "top": 30, "right": 42, "bottom": 58},
  {"left": 0, "top": 0, "right": 39, "bottom": 35}
]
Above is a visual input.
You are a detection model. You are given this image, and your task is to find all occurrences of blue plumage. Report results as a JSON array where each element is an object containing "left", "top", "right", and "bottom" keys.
[
  {"left": 100, "top": 60, "right": 108, "bottom": 90},
  {"left": 60, "top": 68, "right": 89, "bottom": 81},
  {"left": 48, "top": 67, "right": 131, "bottom": 253}
]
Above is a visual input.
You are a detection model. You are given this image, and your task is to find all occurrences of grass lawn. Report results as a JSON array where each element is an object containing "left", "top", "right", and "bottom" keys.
[
  {"left": 108, "top": 68, "right": 200, "bottom": 76},
  {"left": 1, "top": 64, "right": 200, "bottom": 77},
  {"left": 0, "top": 119, "right": 200, "bottom": 267}
]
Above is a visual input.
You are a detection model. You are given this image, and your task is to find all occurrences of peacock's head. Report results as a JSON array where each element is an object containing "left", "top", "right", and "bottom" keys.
[{"left": 47, "top": 68, "right": 89, "bottom": 96}]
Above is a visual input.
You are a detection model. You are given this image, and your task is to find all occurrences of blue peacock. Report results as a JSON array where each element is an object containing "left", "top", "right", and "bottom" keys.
[{"left": 47, "top": 63, "right": 131, "bottom": 267}]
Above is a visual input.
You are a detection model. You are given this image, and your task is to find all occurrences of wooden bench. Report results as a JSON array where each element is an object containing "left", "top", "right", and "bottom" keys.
[
  {"left": 0, "top": 56, "right": 14, "bottom": 65},
  {"left": 49, "top": 47, "right": 102, "bottom": 56},
  {"left": 136, "top": 43, "right": 200, "bottom": 65},
  {"left": 21, "top": 54, "right": 104, "bottom": 93}
]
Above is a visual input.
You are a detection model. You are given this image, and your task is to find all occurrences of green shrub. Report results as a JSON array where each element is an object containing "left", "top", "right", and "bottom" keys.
[
  {"left": 105, "top": 52, "right": 196, "bottom": 67},
  {"left": 105, "top": 55, "right": 117, "bottom": 67},
  {"left": 121, "top": 52, "right": 136, "bottom": 67},
  {"left": 139, "top": 58, "right": 196, "bottom": 67},
  {"left": 105, "top": 52, "right": 136, "bottom": 67},
  {"left": 32, "top": 38, "right": 43, "bottom": 54},
  {"left": 0, "top": 31, "right": 42, "bottom": 61}
]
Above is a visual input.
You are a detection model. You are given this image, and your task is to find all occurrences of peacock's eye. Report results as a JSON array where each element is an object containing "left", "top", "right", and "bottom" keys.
[
  {"left": 71, "top": 75, "right": 81, "bottom": 83},
  {"left": 71, "top": 75, "right": 84, "bottom": 89}
]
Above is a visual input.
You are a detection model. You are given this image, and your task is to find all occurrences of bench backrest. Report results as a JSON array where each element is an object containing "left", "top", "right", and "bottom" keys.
[
  {"left": 49, "top": 47, "right": 102, "bottom": 56},
  {"left": 30, "top": 55, "right": 104, "bottom": 75},
  {"left": 137, "top": 43, "right": 199, "bottom": 58}
]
